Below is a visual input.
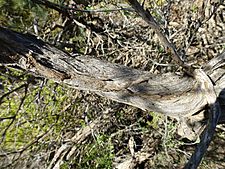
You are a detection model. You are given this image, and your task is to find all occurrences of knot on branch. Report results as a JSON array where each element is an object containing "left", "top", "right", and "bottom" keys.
[{"left": 194, "top": 69, "right": 217, "bottom": 105}]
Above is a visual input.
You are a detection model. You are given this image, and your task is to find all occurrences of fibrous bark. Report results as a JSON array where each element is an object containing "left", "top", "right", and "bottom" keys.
[{"left": 0, "top": 26, "right": 224, "bottom": 119}]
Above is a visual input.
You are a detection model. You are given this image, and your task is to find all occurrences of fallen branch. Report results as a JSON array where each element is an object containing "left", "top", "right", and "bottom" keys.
[{"left": 0, "top": 27, "right": 224, "bottom": 119}]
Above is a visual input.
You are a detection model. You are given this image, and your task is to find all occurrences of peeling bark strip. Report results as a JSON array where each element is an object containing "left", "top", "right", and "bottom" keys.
[{"left": 0, "top": 26, "right": 224, "bottom": 119}]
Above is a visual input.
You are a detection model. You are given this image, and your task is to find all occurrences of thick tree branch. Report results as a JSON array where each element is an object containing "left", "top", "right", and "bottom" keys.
[{"left": 0, "top": 27, "right": 224, "bottom": 120}]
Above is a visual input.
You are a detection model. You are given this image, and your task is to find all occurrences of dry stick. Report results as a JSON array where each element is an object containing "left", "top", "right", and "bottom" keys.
[
  {"left": 1, "top": 26, "right": 224, "bottom": 118},
  {"left": 127, "top": 0, "right": 194, "bottom": 75}
]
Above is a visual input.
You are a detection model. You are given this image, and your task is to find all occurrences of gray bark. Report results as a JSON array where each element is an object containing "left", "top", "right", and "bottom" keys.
[{"left": 0, "top": 27, "right": 224, "bottom": 119}]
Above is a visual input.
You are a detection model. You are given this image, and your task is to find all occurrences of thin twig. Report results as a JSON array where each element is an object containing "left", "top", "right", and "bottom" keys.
[
  {"left": 203, "top": 0, "right": 224, "bottom": 23},
  {"left": 0, "top": 127, "right": 53, "bottom": 169},
  {"left": 0, "top": 83, "right": 27, "bottom": 104},
  {"left": 69, "top": 7, "right": 134, "bottom": 13},
  {"left": 0, "top": 116, "right": 16, "bottom": 121},
  {"left": 0, "top": 83, "right": 29, "bottom": 144},
  {"left": 31, "top": 0, "right": 133, "bottom": 14}
]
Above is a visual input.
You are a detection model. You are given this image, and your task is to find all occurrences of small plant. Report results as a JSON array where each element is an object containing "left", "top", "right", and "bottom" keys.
[{"left": 73, "top": 134, "right": 114, "bottom": 169}]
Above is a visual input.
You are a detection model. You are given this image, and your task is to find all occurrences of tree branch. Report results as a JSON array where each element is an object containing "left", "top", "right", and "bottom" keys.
[
  {"left": 0, "top": 13, "right": 225, "bottom": 166},
  {"left": 0, "top": 27, "right": 224, "bottom": 120},
  {"left": 127, "top": 0, "right": 194, "bottom": 75}
]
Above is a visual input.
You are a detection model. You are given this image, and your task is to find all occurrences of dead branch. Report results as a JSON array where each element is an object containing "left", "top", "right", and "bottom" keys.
[{"left": 0, "top": 27, "right": 224, "bottom": 120}]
